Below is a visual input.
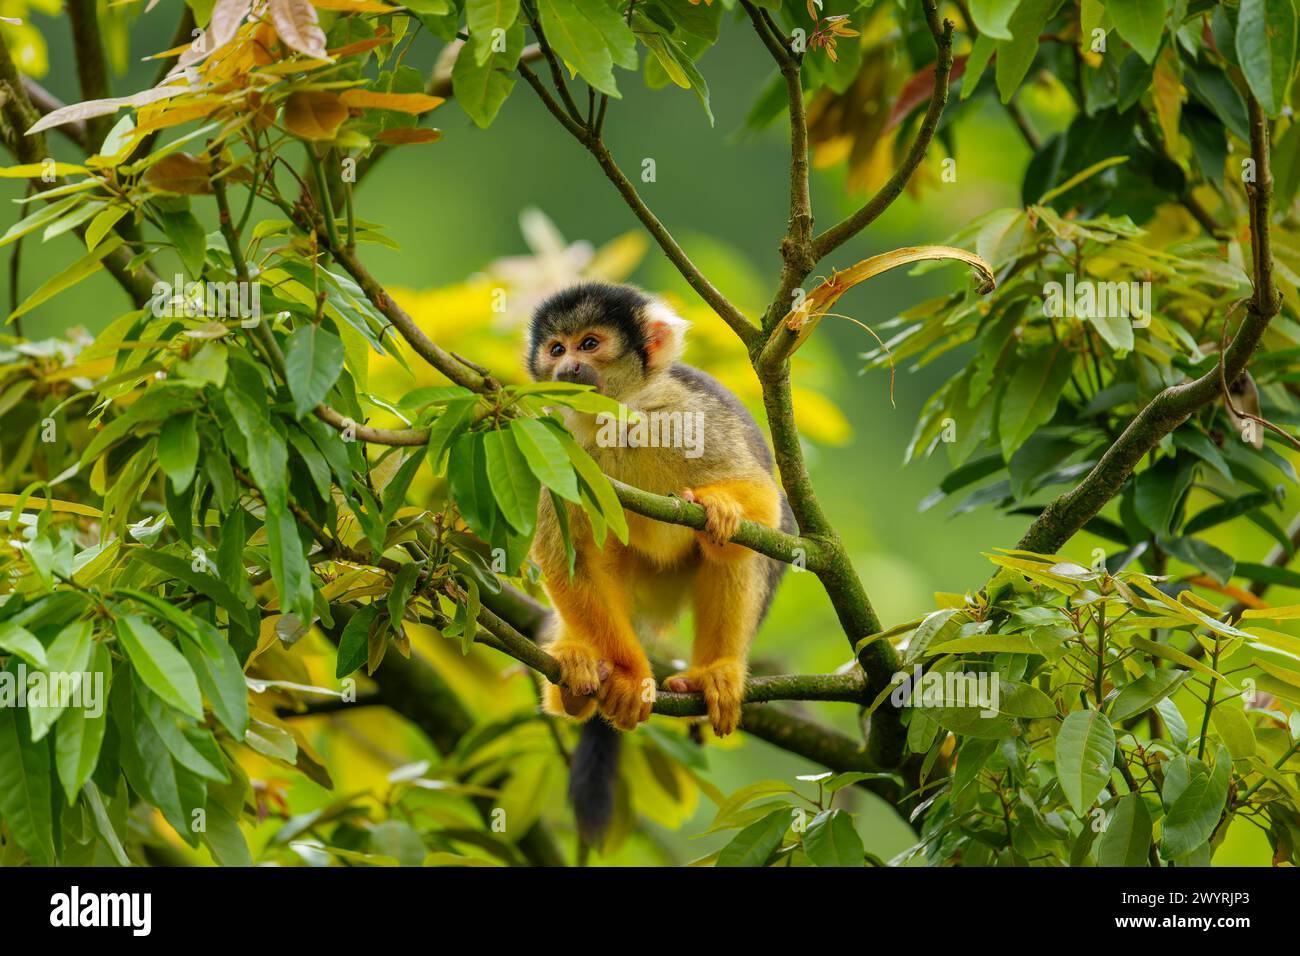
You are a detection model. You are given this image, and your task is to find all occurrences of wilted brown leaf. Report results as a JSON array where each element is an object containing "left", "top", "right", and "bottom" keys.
[
  {"left": 142, "top": 153, "right": 214, "bottom": 195},
  {"left": 282, "top": 90, "right": 348, "bottom": 140}
]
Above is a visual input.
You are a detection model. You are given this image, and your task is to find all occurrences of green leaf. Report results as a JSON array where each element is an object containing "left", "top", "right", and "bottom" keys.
[
  {"left": 1211, "top": 704, "right": 1257, "bottom": 759},
  {"left": 388, "top": 562, "right": 421, "bottom": 629},
  {"left": 997, "top": 344, "right": 1073, "bottom": 460},
  {"left": 716, "top": 806, "right": 791, "bottom": 866},
  {"left": 28, "top": 619, "right": 94, "bottom": 742},
  {"left": 802, "top": 808, "right": 865, "bottom": 866},
  {"left": 1098, "top": 792, "right": 1152, "bottom": 866},
  {"left": 1133, "top": 456, "right": 1193, "bottom": 536},
  {"left": 1106, "top": 0, "right": 1167, "bottom": 63},
  {"left": 337, "top": 605, "right": 379, "bottom": 679},
  {"left": 55, "top": 643, "right": 111, "bottom": 804},
  {"left": 380, "top": 449, "right": 426, "bottom": 526},
  {"left": 425, "top": 398, "right": 479, "bottom": 470},
  {"left": 969, "top": 0, "right": 1018, "bottom": 40},
  {"left": 159, "top": 210, "right": 207, "bottom": 277},
  {"left": 452, "top": 24, "right": 524, "bottom": 128},
  {"left": 995, "top": 0, "right": 1063, "bottom": 103},
  {"left": 131, "top": 549, "right": 258, "bottom": 643},
  {"left": 538, "top": 0, "right": 619, "bottom": 96},
  {"left": 158, "top": 412, "right": 200, "bottom": 493},
  {"left": 7, "top": 235, "right": 124, "bottom": 324},
  {"left": 466, "top": 0, "right": 521, "bottom": 64},
  {"left": 1236, "top": 0, "right": 1298, "bottom": 116},
  {"left": 224, "top": 386, "right": 289, "bottom": 511},
  {"left": 541, "top": 418, "right": 628, "bottom": 544},
  {"left": 265, "top": 507, "right": 314, "bottom": 626},
  {"left": 202, "top": 800, "right": 253, "bottom": 866},
  {"left": 115, "top": 614, "right": 203, "bottom": 720},
  {"left": 571, "top": 0, "right": 638, "bottom": 70},
  {"left": 448, "top": 431, "right": 495, "bottom": 539},
  {"left": 511, "top": 418, "right": 580, "bottom": 502},
  {"left": 0, "top": 620, "right": 48, "bottom": 668},
  {"left": 1160, "top": 747, "right": 1231, "bottom": 859},
  {"left": 998, "top": 680, "right": 1059, "bottom": 718},
  {"left": 1109, "top": 670, "right": 1190, "bottom": 722},
  {"left": 284, "top": 324, "right": 346, "bottom": 420},
  {"left": 483, "top": 428, "right": 540, "bottom": 537},
  {"left": 0, "top": 672, "right": 56, "bottom": 864},
  {"left": 1055, "top": 709, "right": 1116, "bottom": 815},
  {"left": 926, "top": 633, "right": 1041, "bottom": 656}
]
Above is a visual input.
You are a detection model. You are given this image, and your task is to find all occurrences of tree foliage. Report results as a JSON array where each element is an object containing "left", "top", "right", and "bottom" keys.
[{"left": 0, "top": 0, "right": 1298, "bottom": 867}]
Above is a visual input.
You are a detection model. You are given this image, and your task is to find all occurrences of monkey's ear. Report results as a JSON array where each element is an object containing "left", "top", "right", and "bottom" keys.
[{"left": 642, "top": 300, "right": 689, "bottom": 371}]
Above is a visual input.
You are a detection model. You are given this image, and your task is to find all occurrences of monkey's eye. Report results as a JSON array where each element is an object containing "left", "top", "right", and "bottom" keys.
[
  {"left": 548, "top": 342, "right": 565, "bottom": 357},
  {"left": 579, "top": 336, "right": 599, "bottom": 351}
]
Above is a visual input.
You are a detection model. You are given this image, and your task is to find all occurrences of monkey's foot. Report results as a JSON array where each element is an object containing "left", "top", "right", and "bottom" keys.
[
  {"left": 596, "top": 661, "right": 655, "bottom": 732},
  {"left": 548, "top": 639, "right": 609, "bottom": 698},
  {"left": 541, "top": 682, "right": 598, "bottom": 722},
  {"left": 664, "top": 658, "right": 746, "bottom": 737},
  {"left": 682, "top": 488, "right": 743, "bottom": 548}
]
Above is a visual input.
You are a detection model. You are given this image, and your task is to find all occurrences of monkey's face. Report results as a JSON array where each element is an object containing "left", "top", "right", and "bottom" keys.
[
  {"left": 530, "top": 323, "right": 646, "bottom": 399},
  {"left": 527, "top": 283, "right": 689, "bottom": 400}
]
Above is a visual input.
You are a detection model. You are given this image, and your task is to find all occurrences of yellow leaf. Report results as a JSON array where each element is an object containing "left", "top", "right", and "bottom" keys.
[
  {"left": 0, "top": 494, "right": 102, "bottom": 518},
  {"left": 0, "top": 162, "right": 86, "bottom": 177},
  {"left": 312, "top": 0, "right": 396, "bottom": 10},
  {"left": 339, "top": 90, "right": 445, "bottom": 113},
  {"left": 1243, "top": 603, "right": 1300, "bottom": 621},
  {"left": 282, "top": 90, "right": 348, "bottom": 140}
]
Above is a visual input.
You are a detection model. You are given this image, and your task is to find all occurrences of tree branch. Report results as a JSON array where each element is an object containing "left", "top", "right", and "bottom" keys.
[
  {"left": 0, "top": 34, "right": 155, "bottom": 310},
  {"left": 21, "top": 79, "right": 86, "bottom": 149},
  {"left": 514, "top": 64, "right": 759, "bottom": 347},
  {"left": 278, "top": 196, "right": 499, "bottom": 393},
  {"left": 610, "top": 477, "right": 821, "bottom": 569},
  {"left": 810, "top": 1, "right": 954, "bottom": 261},
  {"left": 67, "top": 0, "right": 113, "bottom": 148},
  {"left": 469, "top": 587, "right": 870, "bottom": 713},
  {"left": 1019, "top": 95, "right": 1281, "bottom": 555}
]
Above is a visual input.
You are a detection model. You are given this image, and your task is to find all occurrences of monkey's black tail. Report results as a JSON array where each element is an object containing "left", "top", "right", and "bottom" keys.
[{"left": 569, "top": 717, "right": 622, "bottom": 847}]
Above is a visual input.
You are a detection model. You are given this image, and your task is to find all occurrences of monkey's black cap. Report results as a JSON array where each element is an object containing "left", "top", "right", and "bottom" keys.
[{"left": 528, "top": 282, "right": 653, "bottom": 377}]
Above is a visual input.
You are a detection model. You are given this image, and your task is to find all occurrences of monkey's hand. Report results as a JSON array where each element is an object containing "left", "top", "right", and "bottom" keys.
[
  {"left": 682, "top": 487, "right": 743, "bottom": 548},
  {"left": 664, "top": 657, "right": 745, "bottom": 737},
  {"left": 550, "top": 639, "right": 609, "bottom": 696},
  {"left": 596, "top": 658, "right": 655, "bottom": 732}
]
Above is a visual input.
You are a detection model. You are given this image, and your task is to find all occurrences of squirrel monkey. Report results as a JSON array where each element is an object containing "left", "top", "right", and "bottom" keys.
[{"left": 526, "top": 282, "right": 793, "bottom": 843}]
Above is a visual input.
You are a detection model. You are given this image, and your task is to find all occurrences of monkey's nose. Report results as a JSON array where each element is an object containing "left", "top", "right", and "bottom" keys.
[{"left": 556, "top": 362, "right": 598, "bottom": 387}]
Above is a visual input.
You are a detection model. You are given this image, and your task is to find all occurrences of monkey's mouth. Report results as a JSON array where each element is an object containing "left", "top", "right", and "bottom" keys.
[{"left": 554, "top": 364, "right": 601, "bottom": 391}]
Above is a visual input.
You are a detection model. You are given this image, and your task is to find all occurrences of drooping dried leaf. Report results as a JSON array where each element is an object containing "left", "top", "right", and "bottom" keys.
[
  {"left": 282, "top": 90, "right": 348, "bottom": 140},
  {"left": 142, "top": 153, "right": 214, "bottom": 195},
  {"left": 776, "top": 245, "right": 996, "bottom": 354}
]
